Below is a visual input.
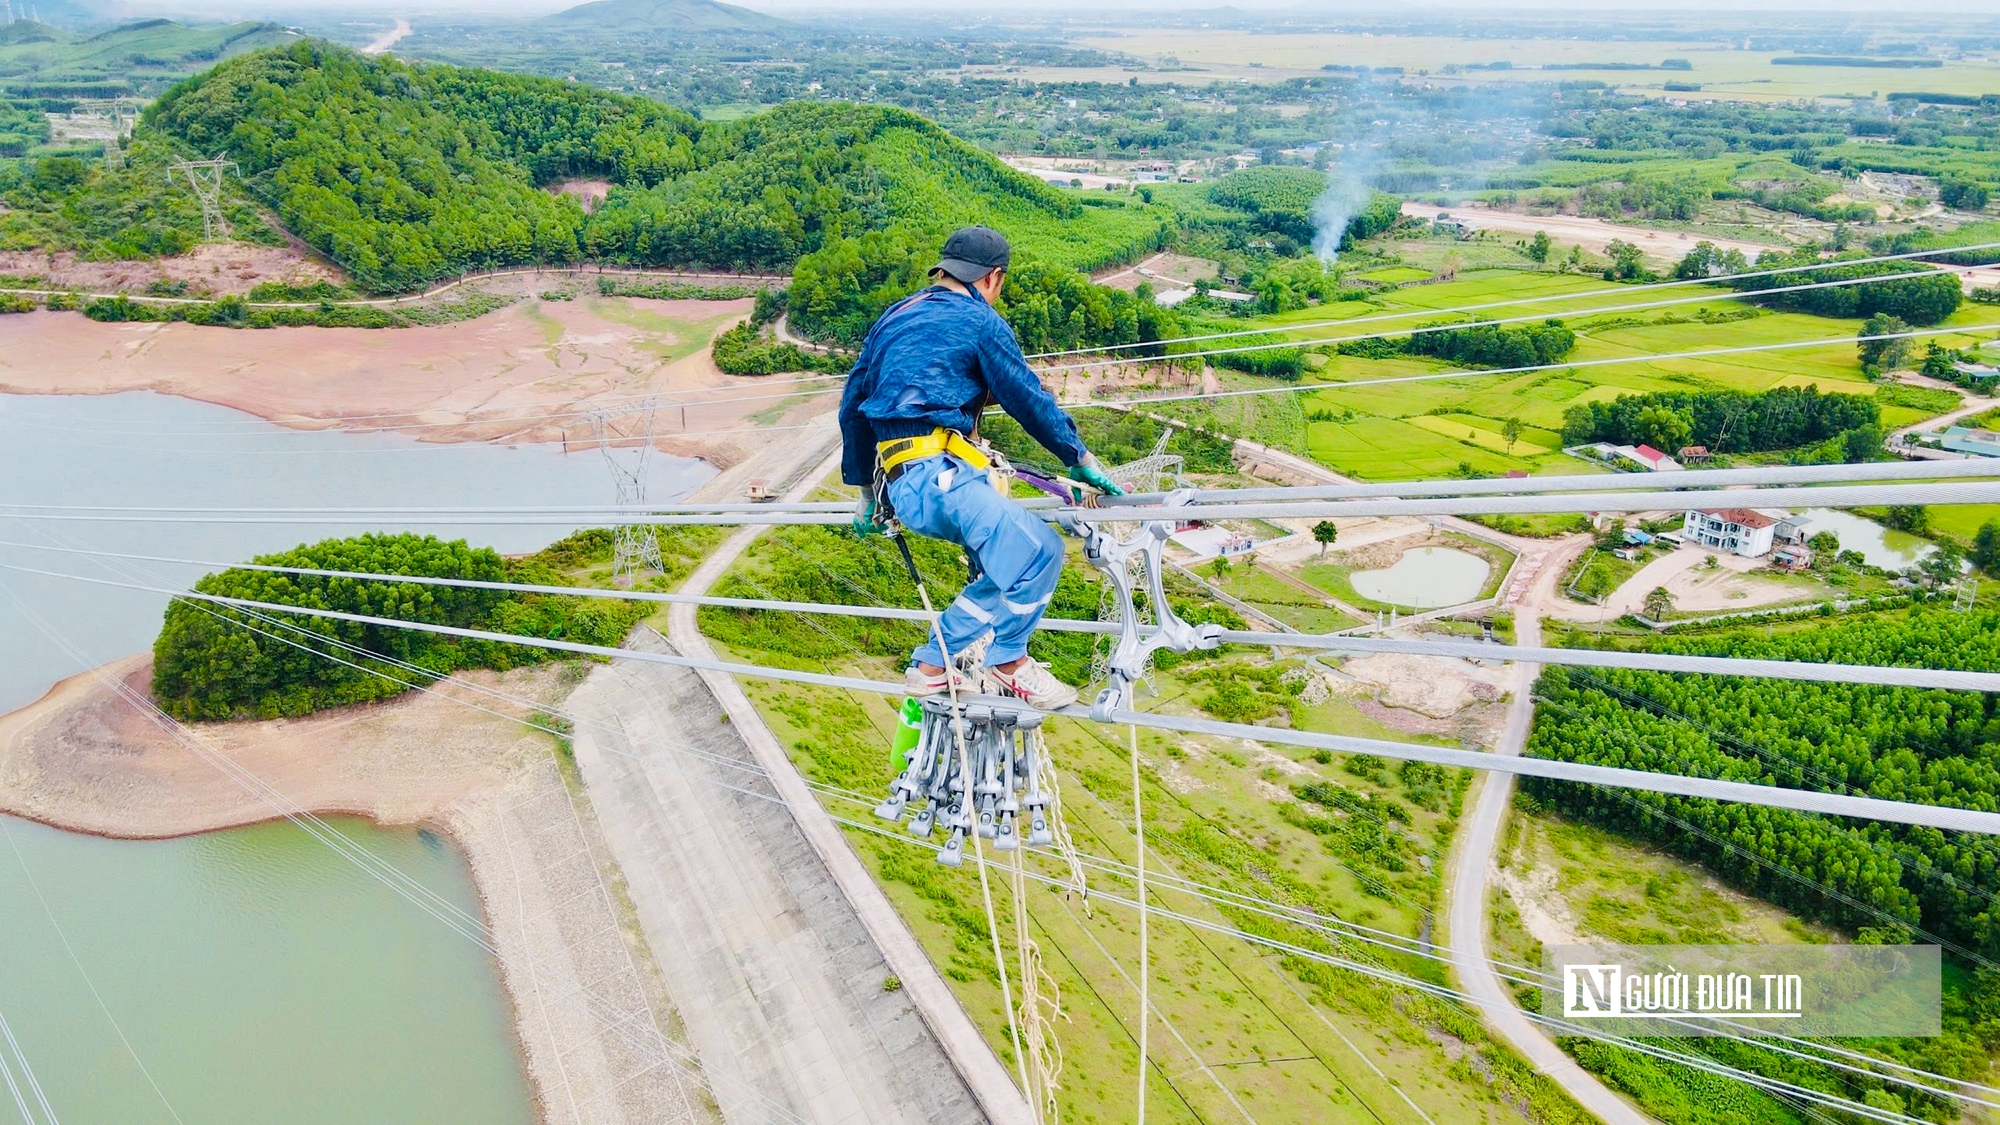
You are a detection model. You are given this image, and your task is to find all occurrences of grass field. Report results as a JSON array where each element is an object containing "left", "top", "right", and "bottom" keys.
[
  {"left": 1183, "top": 266, "right": 2000, "bottom": 481},
  {"left": 1298, "top": 532, "right": 1515, "bottom": 612},
  {"left": 703, "top": 517, "right": 1597, "bottom": 1123},
  {"left": 1209, "top": 564, "right": 1365, "bottom": 632}
]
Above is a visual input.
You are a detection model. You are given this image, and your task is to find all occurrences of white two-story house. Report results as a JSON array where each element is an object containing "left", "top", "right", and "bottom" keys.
[{"left": 1682, "top": 508, "right": 1779, "bottom": 558}]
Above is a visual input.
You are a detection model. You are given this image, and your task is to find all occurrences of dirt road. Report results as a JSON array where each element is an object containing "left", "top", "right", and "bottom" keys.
[
  {"left": 361, "top": 18, "right": 412, "bottom": 55},
  {"left": 1403, "top": 201, "right": 1782, "bottom": 264},
  {"left": 1448, "top": 531, "right": 1653, "bottom": 1125}
]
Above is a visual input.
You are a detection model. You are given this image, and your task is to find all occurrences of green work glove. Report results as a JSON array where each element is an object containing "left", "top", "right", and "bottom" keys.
[
  {"left": 1068, "top": 452, "right": 1124, "bottom": 497},
  {"left": 852, "top": 490, "right": 885, "bottom": 537}
]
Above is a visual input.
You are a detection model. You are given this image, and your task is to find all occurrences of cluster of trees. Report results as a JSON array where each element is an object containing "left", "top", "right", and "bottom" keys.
[
  {"left": 0, "top": 136, "right": 281, "bottom": 259},
  {"left": 1337, "top": 319, "right": 1575, "bottom": 371},
  {"left": 1525, "top": 608, "right": 2000, "bottom": 959},
  {"left": 1713, "top": 251, "right": 1963, "bottom": 326},
  {"left": 710, "top": 322, "right": 848, "bottom": 376},
  {"left": 1940, "top": 176, "right": 1991, "bottom": 212},
  {"left": 1405, "top": 319, "right": 1575, "bottom": 369},
  {"left": 151, "top": 533, "right": 648, "bottom": 720},
  {"left": 1561, "top": 387, "right": 1879, "bottom": 454},
  {"left": 998, "top": 261, "right": 1185, "bottom": 357},
  {"left": 1194, "top": 167, "right": 1401, "bottom": 256},
  {"left": 77, "top": 290, "right": 510, "bottom": 330}
]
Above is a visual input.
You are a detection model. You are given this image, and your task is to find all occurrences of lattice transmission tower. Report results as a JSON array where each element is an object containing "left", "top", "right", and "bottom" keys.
[
  {"left": 167, "top": 155, "right": 237, "bottom": 240},
  {"left": 1955, "top": 574, "right": 1980, "bottom": 613},
  {"left": 589, "top": 398, "right": 666, "bottom": 587},
  {"left": 1108, "top": 429, "right": 1184, "bottom": 495}
]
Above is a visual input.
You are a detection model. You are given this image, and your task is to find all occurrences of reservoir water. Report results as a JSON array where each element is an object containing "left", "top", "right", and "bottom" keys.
[
  {"left": 1795, "top": 508, "right": 1935, "bottom": 572},
  {"left": 0, "top": 815, "right": 536, "bottom": 1124},
  {"left": 1351, "top": 546, "right": 1492, "bottom": 608},
  {"left": 0, "top": 390, "right": 713, "bottom": 1121}
]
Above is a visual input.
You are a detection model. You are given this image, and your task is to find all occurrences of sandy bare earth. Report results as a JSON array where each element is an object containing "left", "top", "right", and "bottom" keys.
[
  {"left": 0, "top": 243, "right": 342, "bottom": 298},
  {"left": 0, "top": 659, "right": 718, "bottom": 1125},
  {"left": 1402, "top": 201, "right": 1784, "bottom": 264},
  {"left": 0, "top": 293, "right": 825, "bottom": 469}
]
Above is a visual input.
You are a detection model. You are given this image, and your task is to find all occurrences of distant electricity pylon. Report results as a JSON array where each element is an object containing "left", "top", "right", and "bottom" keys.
[
  {"left": 1955, "top": 574, "right": 1979, "bottom": 613},
  {"left": 1108, "top": 429, "right": 1184, "bottom": 495},
  {"left": 167, "top": 154, "right": 237, "bottom": 241},
  {"left": 589, "top": 398, "right": 666, "bottom": 587}
]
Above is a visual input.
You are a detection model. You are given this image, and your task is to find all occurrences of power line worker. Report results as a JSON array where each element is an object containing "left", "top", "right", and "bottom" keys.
[{"left": 840, "top": 225, "right": 1124, "bottom": 710}]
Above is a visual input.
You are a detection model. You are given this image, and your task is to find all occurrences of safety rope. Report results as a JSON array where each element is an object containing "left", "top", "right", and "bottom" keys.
[
  {"left": 1035, "top": 728, "right": 1092, "bottom": 914},
  {"left": 892, "top": 534, "right": 1036, "bottom": 1115},
  {"left": 1011, "top": 844, "right": 1067, "bottom": 1121},
  {"left": 1129, "top": 722, "right": 1150, "bottom": 1125}
]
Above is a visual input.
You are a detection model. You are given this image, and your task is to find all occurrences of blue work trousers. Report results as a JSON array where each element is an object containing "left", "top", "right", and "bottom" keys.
[{"left": 886, "top": 454, "right": 1065, "bottom": 668}]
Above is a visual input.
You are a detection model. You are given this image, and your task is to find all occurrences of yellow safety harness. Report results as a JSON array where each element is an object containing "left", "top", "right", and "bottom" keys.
[{"left": 876, "top": 427, "right": 991, "bottom": 479}]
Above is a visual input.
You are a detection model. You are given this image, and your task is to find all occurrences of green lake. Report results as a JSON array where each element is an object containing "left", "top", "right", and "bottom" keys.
[{"left": 0, "top": 814, "right": 535, "bottom": 1123}]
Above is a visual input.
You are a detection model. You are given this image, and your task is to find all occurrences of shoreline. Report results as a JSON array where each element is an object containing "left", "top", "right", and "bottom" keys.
[
  {"left": 0, "top": 283, "right": 831, "bottom": 470},
  {"left": 0, "top": 657, "right": 711, "bottom": 1125}
]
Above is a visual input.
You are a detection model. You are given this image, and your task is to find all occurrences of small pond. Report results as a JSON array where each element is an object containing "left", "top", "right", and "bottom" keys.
[
  {"left": 1351, "top": 546, "right": 1491, "bottom": 608},
  {"left": 1795, "top": 509, "right": 1934, "bottom": 572}
]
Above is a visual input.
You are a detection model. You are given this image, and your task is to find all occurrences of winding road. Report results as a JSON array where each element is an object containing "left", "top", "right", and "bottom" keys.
[
  {"left": 1204, "top": 425, "right": 1650, "bottom": 1121},
  {"left": 1445, "top": 542, "right": 1652, "bottom": 1125}
]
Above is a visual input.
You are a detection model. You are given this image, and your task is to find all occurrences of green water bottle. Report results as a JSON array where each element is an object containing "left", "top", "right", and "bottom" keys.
[{"left": 890, "top": 697, "right": 923, "bottom": 774}]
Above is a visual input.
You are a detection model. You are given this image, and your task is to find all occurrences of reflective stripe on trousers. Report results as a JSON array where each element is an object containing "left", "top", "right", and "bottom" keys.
[{"left": 886, "top": 454, "right": 1065, "bottom": 667}]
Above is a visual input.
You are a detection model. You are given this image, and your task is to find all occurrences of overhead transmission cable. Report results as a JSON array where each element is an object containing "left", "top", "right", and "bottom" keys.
[
  {"left": 11, "top": 537, "right": 1999, "bottom": 695},
  {"left": 179, "top": 569, "right": 1968, "bottom": 1121},
  {"left": 1039, "top": 263, "right": 1958, "bottom": 372},
  {"left": 1022, "top": 240, "right": 2000, "bottom": 360},
  {"left": 13, "top": 476, "right": 2000, "bottom": 527},
  {"left": 12, "top": 558, "right": 1997, "bottom": 835},
  {"left": 0, "top": 585, "right": 806, "bottom": 1125},
  {"left": 137, "top": 547, "right": 1993, "bottom": 1119},
  {"left": 9, "top": 455, "right": 1997, "bottom": 520}
]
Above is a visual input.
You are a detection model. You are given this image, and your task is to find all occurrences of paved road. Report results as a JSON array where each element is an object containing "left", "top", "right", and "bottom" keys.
[
  {"left": 571, "top": 422, "right": 1031, "bottom": 1124},
  {"left": 570, "top": 628, "right": 982, "bottom": 1125},
  {"left": 1443, "top": 594, "right": 1653, "bottom": 1125},
  {"left": 1204, "top": 427, "right": 1651, "bottom": 1122}
]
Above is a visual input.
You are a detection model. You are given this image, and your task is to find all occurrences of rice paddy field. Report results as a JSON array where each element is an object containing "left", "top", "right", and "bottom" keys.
[
  {"left": 1191, "top": 266, "right": 2000, "bottom": 483},
  {"left": 1076, "top": 30, "right": 2000, "bottom": 102}
]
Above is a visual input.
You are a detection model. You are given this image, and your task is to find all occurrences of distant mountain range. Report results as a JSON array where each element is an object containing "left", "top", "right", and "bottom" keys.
[
  {"left": 0, "top": 18, "right": 295, "bottom": 92},
  {"left": 538, "top": 0, "right": 784, "bottom": 33}
]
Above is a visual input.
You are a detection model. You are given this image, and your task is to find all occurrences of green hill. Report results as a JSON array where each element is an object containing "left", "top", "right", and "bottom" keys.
[
  {"left": 142, "top": 41, "right": 1167, "bottom": 315},
  {"left": 0, "top": 19, "right": 297, "bottom": 95},
  {"left": 537, "top": 0, "right": 783, "bottom": 32}
]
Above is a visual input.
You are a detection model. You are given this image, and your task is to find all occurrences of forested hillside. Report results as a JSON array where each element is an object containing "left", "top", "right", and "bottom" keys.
[
  {"left": 142, "top": 41, "right": 1169, "bottom": 304},
  {"left": 0, "top": 18, "right": 295, "bottom": 98},
  {"left": 1526, "top": 609, "right": 2000, "bottom": 958}
]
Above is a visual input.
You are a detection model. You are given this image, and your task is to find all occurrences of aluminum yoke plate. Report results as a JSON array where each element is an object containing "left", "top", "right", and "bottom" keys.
[{"left": 1061, "top": 489, "right": 1223, "bottom": 720}]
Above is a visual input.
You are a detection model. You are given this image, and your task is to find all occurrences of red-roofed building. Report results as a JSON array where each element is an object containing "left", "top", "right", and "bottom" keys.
[{"left": 1633, "top": 444, "right": 1668, "bottom": 467}]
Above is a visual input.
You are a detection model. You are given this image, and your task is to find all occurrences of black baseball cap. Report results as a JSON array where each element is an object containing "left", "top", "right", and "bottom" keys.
[{"left": 931, "top": 226, "right": 1011, "bottom": 284}]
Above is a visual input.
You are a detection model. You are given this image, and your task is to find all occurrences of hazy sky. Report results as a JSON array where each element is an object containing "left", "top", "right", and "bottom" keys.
[
  {"left": 105, "top": 0, "right": 2000, "bottom": 15},
  {"left": 99, "top": 0, "right": 2000, "bottom": 16}
]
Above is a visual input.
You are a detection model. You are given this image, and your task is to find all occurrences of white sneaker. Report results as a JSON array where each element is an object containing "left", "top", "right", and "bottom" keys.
[
  {"left": 987, "top": 658, "right": 1079, "bottom": 710},
  {"left": 904, "top": 664, "right": 972, "bottom": 696},
  {"left": 949, "top": 633, "right": 992, "bottom": 671}
]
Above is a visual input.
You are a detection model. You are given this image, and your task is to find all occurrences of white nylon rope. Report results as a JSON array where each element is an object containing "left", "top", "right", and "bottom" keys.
[{"left": 905, "top": 570, "right": 1036, "bottom": 1114}]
